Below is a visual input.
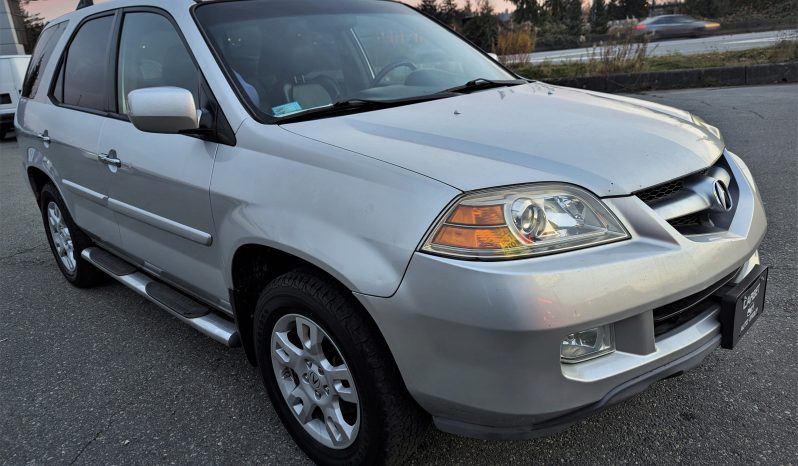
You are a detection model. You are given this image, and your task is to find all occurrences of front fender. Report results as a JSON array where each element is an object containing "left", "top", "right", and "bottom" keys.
[{"left": 211, "top": 120, "right": 459, "bottom": 297}]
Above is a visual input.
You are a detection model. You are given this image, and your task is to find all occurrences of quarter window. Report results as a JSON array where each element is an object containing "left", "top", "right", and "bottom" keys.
[
  {"left": 116, "top": 12, "right": 200, "bottom": 114},
  {"left": 53, "top": 15, "right": 115, "bottom": 111},
  {"left": 22, "top": 21, "right": 68, "bottom": 99}
]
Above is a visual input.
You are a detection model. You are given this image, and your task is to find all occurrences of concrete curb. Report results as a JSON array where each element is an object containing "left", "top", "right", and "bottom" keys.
[{"left": 550, "top": 62, "right": 798, "bottom": 93}]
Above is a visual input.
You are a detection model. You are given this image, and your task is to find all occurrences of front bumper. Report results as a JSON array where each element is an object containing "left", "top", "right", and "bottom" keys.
[{"left": 355, "top": 150, "right": 767, "bottom": 438}]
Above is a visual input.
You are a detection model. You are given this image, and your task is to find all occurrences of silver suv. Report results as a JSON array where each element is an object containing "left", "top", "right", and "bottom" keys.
[{"left": 17, "top": 1, "right": 768, "bottom": 464}]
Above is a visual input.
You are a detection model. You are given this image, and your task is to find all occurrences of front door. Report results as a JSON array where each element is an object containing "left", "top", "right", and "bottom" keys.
[{"left": 98, "top": 10, "right": 225, "bottom": 304}]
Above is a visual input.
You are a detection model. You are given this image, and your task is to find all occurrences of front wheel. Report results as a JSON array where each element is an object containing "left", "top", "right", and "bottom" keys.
[{"left": 254, "top": 271, "right": 427, "bottom": 465}]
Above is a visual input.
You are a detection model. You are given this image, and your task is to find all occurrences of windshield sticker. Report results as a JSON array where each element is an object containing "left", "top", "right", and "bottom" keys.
[{"left": 272, "top": 101, "right": 303, "bottom": 116}]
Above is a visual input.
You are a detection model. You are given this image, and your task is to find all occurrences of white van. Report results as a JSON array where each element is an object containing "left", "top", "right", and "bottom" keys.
[{"left": 0, "top": 55, "right": 31, "bottom": 140}]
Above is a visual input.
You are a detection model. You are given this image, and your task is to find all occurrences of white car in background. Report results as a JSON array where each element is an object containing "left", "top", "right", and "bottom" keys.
[{"left": 0, "top": 54, "right": 30, "bottom": 140}]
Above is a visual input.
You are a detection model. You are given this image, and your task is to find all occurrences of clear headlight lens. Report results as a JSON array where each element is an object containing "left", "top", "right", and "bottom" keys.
[
  {"left": 561, "top": 325, "right": 615, "bottom": 363},
  {"left": 421, "top": 184, "right": 629, "bottom": 260}
]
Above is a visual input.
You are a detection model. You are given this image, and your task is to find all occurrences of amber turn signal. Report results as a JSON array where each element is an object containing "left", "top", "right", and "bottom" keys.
[
  {"left": 433, "top": 225, "right": 521, "bottom": 250},
  {"left": 446, "top": 205, "right": 505, "bottom": 226}
]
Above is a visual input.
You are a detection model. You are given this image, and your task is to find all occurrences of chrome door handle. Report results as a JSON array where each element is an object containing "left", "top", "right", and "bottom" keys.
[
  {"left": 37, "top": 133, "right": 50, "bottom": 144},
  {"left": 98, "top": 154, "right": 122, "bottom": 167}
]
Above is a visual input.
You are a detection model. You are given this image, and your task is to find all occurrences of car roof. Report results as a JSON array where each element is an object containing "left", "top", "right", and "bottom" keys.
[{"left": 46, "top": 0, "right": 196, "bottom": 24}]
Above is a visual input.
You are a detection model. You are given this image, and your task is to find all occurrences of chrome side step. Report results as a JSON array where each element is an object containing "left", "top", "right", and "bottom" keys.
[{"left": 81, "top": 247, "right": 240, "bottom": 347}]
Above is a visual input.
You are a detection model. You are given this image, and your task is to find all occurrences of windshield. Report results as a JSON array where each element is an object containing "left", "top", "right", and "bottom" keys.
[{"left": 194, "top": 0, "right": 516, "bottom": 121}]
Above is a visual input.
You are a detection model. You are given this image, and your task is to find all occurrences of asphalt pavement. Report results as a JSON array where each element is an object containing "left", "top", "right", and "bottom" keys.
[
  {"left": 1, "top": 84, "right": 797, "bottom": 465},
  {"left": 530, "top": 29, "right": 798, "bottom": 63}
]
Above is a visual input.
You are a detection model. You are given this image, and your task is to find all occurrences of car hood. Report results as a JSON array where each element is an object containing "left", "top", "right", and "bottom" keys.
[{"left": 281, "top": 82, "right": 724, "bottom": 196}]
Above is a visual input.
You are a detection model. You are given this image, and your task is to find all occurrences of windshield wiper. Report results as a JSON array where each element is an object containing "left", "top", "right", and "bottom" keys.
[
  {"left": 442, "top": 78, "right": 528, "bottom": 95},
  {"left": 277, "top": 94, "right": 455, "bottom": 124}
]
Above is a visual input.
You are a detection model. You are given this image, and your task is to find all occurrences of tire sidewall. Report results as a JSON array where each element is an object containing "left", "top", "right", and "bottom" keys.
[{"left": 254, "top": 284, "right": 384, "bottom": 465}]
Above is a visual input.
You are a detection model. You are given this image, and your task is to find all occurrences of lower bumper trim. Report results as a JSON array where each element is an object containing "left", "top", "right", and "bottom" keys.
[{"left": 433, "top": 334, "right": 721, "bottom": 440}]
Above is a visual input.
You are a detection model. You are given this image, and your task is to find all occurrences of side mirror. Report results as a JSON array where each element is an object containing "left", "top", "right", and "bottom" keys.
[{"left": 127, "top": 87, "right": 199, "bottom": 134}]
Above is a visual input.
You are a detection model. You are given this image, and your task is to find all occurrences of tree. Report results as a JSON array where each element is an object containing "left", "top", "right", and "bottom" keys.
[
  {"left": 439, "top": 0, "right": 459, "bottom": 25},
  {"left": 620, "top": 0, "right": 649, "bottom": 18},
  {"left": 509, "top": 0, "right": 544, "bottom": 24},
  {"left": 546, "top": 0, "right": 567, "bottom": 22},
  {"left": 563, "top": 0, "right": 583, "bottom": 37},
  {"left": 418, "top": 0, "right": 440, "bottom": 17},
  {"left": 462, "top": 0, "right": 500, "bottom": 52},
  {"left": 607, "top": 0, "right": 624, "bottom": 19},
  {"left": 590, "top": 0, "right": 609, "bottom": 33},
  {"left": 463, "top": 0, "right": 474, "bottom": 15},
  {"left": 12, "top": 0, "right": 45, "bottom": 52}
]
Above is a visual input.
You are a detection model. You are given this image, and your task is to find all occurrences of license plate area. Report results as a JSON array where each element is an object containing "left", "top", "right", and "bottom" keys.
[{"left": 718, "top": 265, "right": 768, "bottom": 349}]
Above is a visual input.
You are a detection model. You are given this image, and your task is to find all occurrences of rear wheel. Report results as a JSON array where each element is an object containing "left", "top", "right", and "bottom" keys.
[
  {"left": 254, "top": 270, "right": 427, "bottom": 465},
  {"left": 40, "top": 184, "right": 106, "bottom": 287}
]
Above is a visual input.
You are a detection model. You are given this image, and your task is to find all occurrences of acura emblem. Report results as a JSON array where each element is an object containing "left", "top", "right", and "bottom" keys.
[
  {"left": 712, "top": 180, "right": 733, "bottom": 212},
  {"left": 310, "top": 372, "right": 321, "bottom": 389}
]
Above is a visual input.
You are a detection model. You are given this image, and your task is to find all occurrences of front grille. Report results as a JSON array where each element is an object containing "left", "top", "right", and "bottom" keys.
[
  {"left": 635, "top": 179, "right": 685, "bottom": 204},
  {"left": 653, "top": 268, "right": 739, "bottom": 337},
  {"left": 634, "top": 168, "right": 708, "bottom": 206},
  {"left": 634, "top": 158, "right": 734, "bottom": 235}
]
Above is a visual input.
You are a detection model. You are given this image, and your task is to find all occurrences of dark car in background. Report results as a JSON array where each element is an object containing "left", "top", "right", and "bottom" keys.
[{"left": 634, "top": 14, "right": 721, "bottom": 39}]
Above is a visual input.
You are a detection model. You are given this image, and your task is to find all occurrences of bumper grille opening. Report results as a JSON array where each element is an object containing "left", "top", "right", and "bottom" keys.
[{"left": 653, "top": 268, "right": 739, "bottom": 337}]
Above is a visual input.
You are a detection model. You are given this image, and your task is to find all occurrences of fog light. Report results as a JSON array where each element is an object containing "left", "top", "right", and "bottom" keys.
[{"left": 561, "top": 325, "right": 615, "bottom": 363}]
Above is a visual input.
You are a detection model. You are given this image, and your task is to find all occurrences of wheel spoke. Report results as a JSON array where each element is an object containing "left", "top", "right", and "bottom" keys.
[
  {"left": 296, "top": 317, "right": 323, "bottom": 356},
  {"left": 323, "top": 403, "right": 356, "bottom": 447},
  {"left": 324, "top": 363, "right": 358, "bottom": 403},
  {"left": 287, "top": 385, "right": 315, "bottom": 424},
  {"left": 48, "top": 207, "right": 58, "bottom": 229},
  {"left": 273, "top": 331, "right": 304, "bottom": 371}
]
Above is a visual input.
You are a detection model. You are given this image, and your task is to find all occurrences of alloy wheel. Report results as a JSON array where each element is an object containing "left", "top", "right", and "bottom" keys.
[
  {"left": 271, "top": 313, "right": 360, "bottom": 449},
  {"left": 47, "top": 201, "right": 76, "bottom": 273}
]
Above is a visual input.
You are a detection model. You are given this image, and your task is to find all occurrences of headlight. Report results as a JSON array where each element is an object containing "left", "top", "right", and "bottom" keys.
[{"left": 421, "top": 184, "right": 630, "bottom": 260}]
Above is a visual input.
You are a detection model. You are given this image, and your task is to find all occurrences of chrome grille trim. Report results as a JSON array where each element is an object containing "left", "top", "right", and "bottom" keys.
[
  {"left": 634, "top": 155, "right": 736, "bottom": 233},
  {"left": 648, "top": 169, "right": 731, "bottom": 221}
]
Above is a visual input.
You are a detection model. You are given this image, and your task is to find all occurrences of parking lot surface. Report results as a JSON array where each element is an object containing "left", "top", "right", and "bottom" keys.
[{"left": 1, "top": 84, "right": 796, "bottom": 465}]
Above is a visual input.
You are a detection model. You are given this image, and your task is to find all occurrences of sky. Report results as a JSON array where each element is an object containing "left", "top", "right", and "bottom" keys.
[{"left": 26, "top": 0, "right": 516, "bottom": 22}]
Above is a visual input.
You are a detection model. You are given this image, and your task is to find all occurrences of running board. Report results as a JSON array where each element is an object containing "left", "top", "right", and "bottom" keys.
[{"left": 81, "top": 247, "right": 240, "bottom": 347}]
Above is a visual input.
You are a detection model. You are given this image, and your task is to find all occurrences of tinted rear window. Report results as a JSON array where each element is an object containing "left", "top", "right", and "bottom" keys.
[
  {"left": 22, "top": 21, "right": 68, "bottom": 99},
  {"left": 53, "top": 15, "right": 114, "bottom": 111}
]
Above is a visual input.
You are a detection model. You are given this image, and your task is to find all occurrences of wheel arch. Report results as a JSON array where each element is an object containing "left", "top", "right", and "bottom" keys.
[
  {"left": 228, "top": 242, "right": 395, "bottom": 368},
  {"left": 27, "top": 166, "right": 55, "bottom": 204}
]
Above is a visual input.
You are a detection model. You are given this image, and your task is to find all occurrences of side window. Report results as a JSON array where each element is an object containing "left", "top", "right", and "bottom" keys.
[
  {"left": 53, "top": 15, "right": 114, "bottom": 111},
  {"left": 22, "top": 21, "right": 68, "bottom": 99},
  {"left": 117, "top": 12, "right": 200, "bottom": 115}
]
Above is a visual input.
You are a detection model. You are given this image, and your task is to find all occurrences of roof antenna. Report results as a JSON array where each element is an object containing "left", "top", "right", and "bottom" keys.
[{"left": 76, "top": 0, "right": 94, "bottom": 10}]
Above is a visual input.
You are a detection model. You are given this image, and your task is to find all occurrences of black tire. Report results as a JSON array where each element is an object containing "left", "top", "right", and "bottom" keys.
[
  {"left": 40, "top": 183, "right": 107, "bottom": 287},
  {"left": 253, "top": 270, "right": 428, "bottom": 465}
]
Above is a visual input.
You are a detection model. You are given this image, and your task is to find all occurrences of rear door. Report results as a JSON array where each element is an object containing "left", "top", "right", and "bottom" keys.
[
  {"left": 98, "top": 8, "right": 225, "bottom": 304},
  {"left": 19, "top": 14, "right": 122, "bottom": 247}
]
